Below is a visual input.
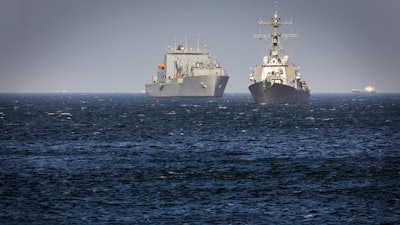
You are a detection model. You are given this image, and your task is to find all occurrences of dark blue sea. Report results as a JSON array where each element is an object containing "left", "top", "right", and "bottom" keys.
[{"left": 1, "top": 93, "right": 399, "bottom": 224}]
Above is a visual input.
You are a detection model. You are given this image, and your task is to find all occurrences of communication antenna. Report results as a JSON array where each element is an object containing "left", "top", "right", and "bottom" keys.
[
  {"left": 197, "top": 34, "right": 200, "bottom": 52},
  {"left": 174, "top": 34, "right": 177, "bottom": 50},
  {"left": 184, "top": 35, "right": 187, "bottom": 52}
]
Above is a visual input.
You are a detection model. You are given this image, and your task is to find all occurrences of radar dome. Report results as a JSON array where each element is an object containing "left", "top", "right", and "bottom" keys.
[{"left": 263, "top": 56, "right": 269, "bottom": 64}]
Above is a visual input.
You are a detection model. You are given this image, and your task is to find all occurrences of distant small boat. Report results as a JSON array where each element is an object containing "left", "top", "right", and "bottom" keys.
[
  {"left": 352, "top": 83, "right": 376, "bottom": 93},
  {"left": 364, "top": 83, "right": 376, "bottom": 93}
]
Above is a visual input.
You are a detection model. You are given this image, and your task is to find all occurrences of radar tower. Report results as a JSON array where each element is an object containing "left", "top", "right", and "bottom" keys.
[{"left": 253, "top": 1, "right": 298, "bottom": 57}]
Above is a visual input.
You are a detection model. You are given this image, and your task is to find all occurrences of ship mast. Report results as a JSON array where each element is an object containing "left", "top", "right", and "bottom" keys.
[{"left": 253, "top": 1, "right": 298, "bottom": 57}]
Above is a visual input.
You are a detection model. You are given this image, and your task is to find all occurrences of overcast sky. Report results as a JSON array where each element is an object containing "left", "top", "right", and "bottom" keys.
[{"left": 1, "top": 0, "right": 399, "bottom": 93}]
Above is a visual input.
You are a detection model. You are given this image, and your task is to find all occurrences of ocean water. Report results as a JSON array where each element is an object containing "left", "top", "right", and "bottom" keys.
[{"left": 1, "top": 93, "right": 399, "bottom": 224}]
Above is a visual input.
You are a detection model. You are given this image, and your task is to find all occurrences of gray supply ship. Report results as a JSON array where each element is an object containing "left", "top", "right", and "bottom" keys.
[
  {"left": 145, "top": 39, "right": 229, "bottom": 98},
  {"left": 248, "top": 3, "right": 310, "bottom": 104}
]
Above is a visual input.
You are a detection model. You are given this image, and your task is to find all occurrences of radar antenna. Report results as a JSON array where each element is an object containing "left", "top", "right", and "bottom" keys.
[{"left": 253, "top": 1, "right": 298, "bottom": 56}]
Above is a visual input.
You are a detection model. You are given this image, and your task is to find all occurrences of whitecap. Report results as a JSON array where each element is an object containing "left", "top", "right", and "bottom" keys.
[
  {"left": 60, "top": 112, "right": 72, "bottom": 116},
  {"left": 218, "top": 105, "right": 227, "bottom": 109},
  {"left": 303, "top": 214, "right": 316, "bottom": 219}
]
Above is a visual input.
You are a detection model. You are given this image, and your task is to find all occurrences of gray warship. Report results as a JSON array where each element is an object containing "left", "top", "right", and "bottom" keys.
[
  {"left": 248, "top": 3, "right": 310, "bottom": 104},
  {"left": 145, "top": 39, "right": 229, "bottom": 98}
]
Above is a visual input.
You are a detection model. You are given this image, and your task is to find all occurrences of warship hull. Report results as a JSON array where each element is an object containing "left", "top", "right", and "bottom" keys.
[
  {"left": 145, "top": 75, "right": 229, "bottom": 98},
  {"left": 249, "top": 81, "right": 310, "bottom": 104}
]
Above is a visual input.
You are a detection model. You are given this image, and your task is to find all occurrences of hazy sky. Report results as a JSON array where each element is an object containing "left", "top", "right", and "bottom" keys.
[{"left": 1, "top": 0, "right": 400, "bottom": 93}]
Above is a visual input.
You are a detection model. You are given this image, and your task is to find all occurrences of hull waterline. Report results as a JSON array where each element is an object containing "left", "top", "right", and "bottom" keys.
[
  {"left": 249, "top": 81, "right": 309, "bottom": 104},
  {"left": 146, "top": 76, "right": 229, "bottom": 98}
]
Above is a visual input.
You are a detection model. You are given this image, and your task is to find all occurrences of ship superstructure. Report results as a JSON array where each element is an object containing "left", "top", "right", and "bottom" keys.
[
  {"left": 145, "top": 39, "right": 229, "bottom": 98},
  {"left": 248, "top": 2, "right": 310, "bottom": 104}
]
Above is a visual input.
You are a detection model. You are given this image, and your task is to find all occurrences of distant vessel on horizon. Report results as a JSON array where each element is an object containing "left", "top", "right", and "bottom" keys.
[
  {"left": 248, "top": 2, "right": 310, "bottom": 104},
  {"left": 145, "top": 38, "right": 229, "bottom": 98},
  {"left": 352, "top": 83, "right": 376, "bottom": 93}
]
